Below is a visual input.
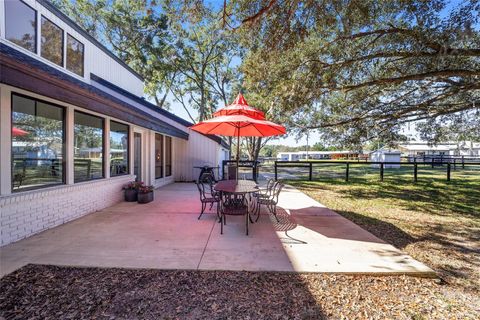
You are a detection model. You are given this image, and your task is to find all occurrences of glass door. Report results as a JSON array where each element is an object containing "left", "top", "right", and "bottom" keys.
[{"left": 133, "top": 132, "right": 142, "bottom": 181}]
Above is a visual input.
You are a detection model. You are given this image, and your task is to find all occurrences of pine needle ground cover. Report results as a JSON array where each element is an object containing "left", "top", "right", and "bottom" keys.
[{"left": 1, "top": 265, "right": 478, "bottom": 319}]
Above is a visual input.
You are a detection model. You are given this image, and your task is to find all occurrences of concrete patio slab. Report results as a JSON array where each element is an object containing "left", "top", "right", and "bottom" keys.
[{"left": 0, "top": 183, "right": 434, "bottom": 277}]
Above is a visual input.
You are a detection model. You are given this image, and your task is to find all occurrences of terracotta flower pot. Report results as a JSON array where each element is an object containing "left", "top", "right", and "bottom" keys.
[
  {"left": 137, "top": 191, "right": 154, "bottom": 204},
  {"left": 124, "top": 189, "right": 138, "bottom": 202}
]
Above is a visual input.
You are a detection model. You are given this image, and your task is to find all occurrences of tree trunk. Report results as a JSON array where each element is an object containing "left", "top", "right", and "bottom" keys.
[
  {"left": 199, "top": 84, "right": 205, "bottom": 121},
  {"left": 253, "top": 137, "right": 262, "bottom": 162},
  {"left": 154, "top": 92, "right": 168, "bottom": 109},
  {"left": 246, "top": 137, "right": 263, "bottom": 162}
]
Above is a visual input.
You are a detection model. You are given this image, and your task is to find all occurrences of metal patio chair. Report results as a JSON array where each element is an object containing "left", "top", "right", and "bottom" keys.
[
  {"left": 203, "top": 175, "right": 221, "bottom": 208},
  {"left": 255, "top": 182, "right": 284, "bottom": 222},
  {"left": 219, "top": 194, "right": 250, "bottom": 236},
  {"left": 195, "top": 181, "right": 220, "bottom": 220},
  {"left": 254, "top": 178, "right": 275, "bottom": 200}
]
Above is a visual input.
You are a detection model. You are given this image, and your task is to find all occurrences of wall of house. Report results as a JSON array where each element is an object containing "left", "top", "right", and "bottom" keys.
[
  {"left": 0, "top": 85, "right": 177, "bottom": 246},
  {"left": 0, "top": 175, "right": 133, "bottom": 246},
  {"left": 174, "top": 131, "right": 226, "bottom": 182},
  {"left": 0, "top": 0, "right": 144, "bottom": 96}
]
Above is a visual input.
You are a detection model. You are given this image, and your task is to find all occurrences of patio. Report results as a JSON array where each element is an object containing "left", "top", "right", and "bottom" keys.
[{"left": 0, "top": 183, "right": 433, "bottom": 277}]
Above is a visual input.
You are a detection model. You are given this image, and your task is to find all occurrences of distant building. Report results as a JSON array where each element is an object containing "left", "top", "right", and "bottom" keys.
[
  {"left": 398, "top": 141, "right": 480, "bottom": 157},
  {"left": 370, "top": 150, "right": 401, "bottom": 168},
  {"left": 277, "top": 151, "right": 358, "bottom": 161}
]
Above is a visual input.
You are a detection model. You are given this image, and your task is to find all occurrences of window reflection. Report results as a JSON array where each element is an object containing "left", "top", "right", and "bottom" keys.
[
  {"left": 110, "top": 121, "right": 129, "bottom": 176},
  {"left": 74, "top": 112, "right": 104, "bottom": 182},
  {"left": 155, "top": 133, "right": 163, "bottom": 179},
  {"left": 66, "top": 34, "right": 84, "bottom": 76},
  {"left": 41, "top": 16, "right": 63, "bottom": 66},
  {"left": 5, "top": 0, "right": 37, "bottom": 53},
  {"left": 12, "top": 94, "right": 65, "bottom": 191}
]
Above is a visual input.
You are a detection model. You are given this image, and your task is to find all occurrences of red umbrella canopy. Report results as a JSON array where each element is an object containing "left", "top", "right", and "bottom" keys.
[
  {"left": 213, "top": 93, "right": 265, "bottom": 120},
  {"left": 12, "top": 127, "right": 29, "bottom": 136},
  {"left": 190, "top": 114, "right": 285, "bottom": 137},
  {"left": 191, "top": 93, "right": 285, "bottom": 181}
]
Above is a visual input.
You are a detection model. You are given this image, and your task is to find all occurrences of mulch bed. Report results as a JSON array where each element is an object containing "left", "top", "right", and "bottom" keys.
[{"left": 1, "top": 264, "right": 478, "bottom": 319}]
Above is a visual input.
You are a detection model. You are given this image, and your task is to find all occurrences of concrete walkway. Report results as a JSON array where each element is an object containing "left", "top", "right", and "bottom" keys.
[{"left": 0, "top": 183, "right": 434, "bottom": 277}]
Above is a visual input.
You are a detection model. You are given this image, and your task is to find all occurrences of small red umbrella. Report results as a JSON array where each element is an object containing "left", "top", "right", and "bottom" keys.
[
  {"left": 213, "top": 93, "right": 265, "bottom": 120},
  {"left": 12, "top": 127, "right": 29, "bottom": 136},
  {"left": 191, "top": 97, "right": 285, "bottom": 180}
]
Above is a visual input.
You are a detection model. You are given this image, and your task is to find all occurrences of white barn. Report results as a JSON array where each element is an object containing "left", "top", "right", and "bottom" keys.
[
  {"left": 398, "top": 141, "right": 480, "bottom": 157},
  {"left": 0, "top": 0, "right": 229, "bottom": 246},
  {"left": 370, "top": 150, "right": 402, "bottom": 168}
]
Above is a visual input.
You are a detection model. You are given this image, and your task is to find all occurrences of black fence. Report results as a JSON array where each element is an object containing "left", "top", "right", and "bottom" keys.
[
  {"left": 222, "top": 160, "right": 260, "bottom": 182},
  {"left": 273, "top": 160, "right": 480, "bottom": 182},
  {"left": 402, "top": 155, "right": 480, "bottom": 165}
]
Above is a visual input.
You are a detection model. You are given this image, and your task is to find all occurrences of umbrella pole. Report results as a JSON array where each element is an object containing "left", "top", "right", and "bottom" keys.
[{"left": 236, "top": 130, "right": 240, "bottom": 182}]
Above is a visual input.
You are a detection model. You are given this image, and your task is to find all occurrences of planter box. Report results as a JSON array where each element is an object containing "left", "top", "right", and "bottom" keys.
[
  {"left": 137, "top": 191, "right": 154, "bottom": 204},
  {"left": 124, "top": 189, "right": 138, "bottom": 202}
]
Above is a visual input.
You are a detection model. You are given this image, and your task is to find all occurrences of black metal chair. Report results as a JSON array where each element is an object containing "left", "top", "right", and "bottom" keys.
[
  {"left": 254, "top": 179, "right": 275, "bottom": 200},
  {"left": 219, "top": 194, "right": 250, "bottom": 235},
  {"left": 195, "top": 182, "right": 220, "bottom": 220},
  {"left": 256, "top": 182, "right": 284, "bottom": 222},
  {"left": 203, "top": 175, "right": 221, "bottom": 207}
]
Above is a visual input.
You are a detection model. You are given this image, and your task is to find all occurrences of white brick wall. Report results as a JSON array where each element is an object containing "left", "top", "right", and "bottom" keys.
[{"left": 0, "top": 175, "right": 134, "bottom": 246}]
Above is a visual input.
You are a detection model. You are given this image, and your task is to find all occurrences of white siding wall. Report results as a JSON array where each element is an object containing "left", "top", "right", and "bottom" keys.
[
  {"left": 174, "top": 131, "right": 225, "bottom": 182},
  {"left": 0, "top": 0, "right": 144, "bottom": 97}
]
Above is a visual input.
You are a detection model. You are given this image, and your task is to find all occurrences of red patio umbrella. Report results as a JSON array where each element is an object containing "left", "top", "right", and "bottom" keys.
[
  {"left": 12, "top": 127, "right": 29, "bottom": 136},
  {"left": 191, "top": 98, "right": 285, "bottom": 180},
  {"left": 213, "top": 93, "right": 265, "bottom": 120}
]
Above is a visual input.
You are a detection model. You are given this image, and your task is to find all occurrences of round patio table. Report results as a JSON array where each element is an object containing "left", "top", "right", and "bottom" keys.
[
  {"left": 214, "top": 179, "right": 259, "bottom": 194},
  {"left": 214, "top": 180, "right": 259, "bottom": 224}
]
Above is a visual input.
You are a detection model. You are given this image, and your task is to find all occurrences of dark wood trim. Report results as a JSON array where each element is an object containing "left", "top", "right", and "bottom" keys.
[{"left": 0, "top": 53, "right": 188, "bottom": 139}]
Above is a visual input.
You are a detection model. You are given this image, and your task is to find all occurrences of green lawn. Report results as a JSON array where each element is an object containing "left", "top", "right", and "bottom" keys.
[{"left": 284, "top": 165, "right": 480, "bottom": 296}]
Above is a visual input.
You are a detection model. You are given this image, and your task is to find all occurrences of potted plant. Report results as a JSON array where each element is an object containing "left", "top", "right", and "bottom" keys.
[
  {"left": 123, "top": 181, "right": 142, "bottom": 202},
  {"left": 137, "top": 185, "right": 154, "bottom": 204}
]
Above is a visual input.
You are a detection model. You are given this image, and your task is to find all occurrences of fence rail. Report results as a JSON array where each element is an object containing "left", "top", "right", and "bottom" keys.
[
  {"left": 274, "top": 160, "right": 480, "bottom": 182},
  {"left": 222, "top": 160, "right": 260, "bottom": 181}
]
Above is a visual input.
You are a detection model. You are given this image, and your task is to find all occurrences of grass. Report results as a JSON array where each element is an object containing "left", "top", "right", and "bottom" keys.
[{"left": 284, "top": 164, "right": 480, "bottom": 297}]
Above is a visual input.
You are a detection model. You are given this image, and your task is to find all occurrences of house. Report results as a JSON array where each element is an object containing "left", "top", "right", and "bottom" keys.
[
  {"left": 0, "top": 0, "right": 229, "bottom": 246},
  {"left": 369, "top": 150, "right": 401, "bottom": 168},
  {"left": 398, "top": 141, "right": 480, "bottom": 157},
  {"left": 277, "top": 151, "right": 358, "bottom": 161}
]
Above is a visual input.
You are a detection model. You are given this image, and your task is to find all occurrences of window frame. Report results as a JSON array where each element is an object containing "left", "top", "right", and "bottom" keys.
[
  {"left": 109, "top": 120, "right": 130, "bottom": 177},
  {"left": 4, "top": 0, "right": 38, "bottom": 53},
  {"left": 40, "top": 15, "right": 64, "bottom": 67},
  {"left": 155, "top": 133, "right": 164, "bottom": 179},
  {"left": 10, "top": 92, "right": 66, "bottom": 193},
  {"left": 165, "top": 135, "right": 172, "bottom": 177},
  {"left": 66, "top": 33, "right": 85, "bottom": 77},
  {"left": 73, "top": 110, "right": 105, "bottom": 183}
]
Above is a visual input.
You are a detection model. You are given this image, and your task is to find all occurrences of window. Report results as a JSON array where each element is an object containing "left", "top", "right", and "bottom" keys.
[
  {"left": 155, "top": 133, "right": 163, "bottom": 179},
  {"left": 66, "top": 34, "right": 84, "bottom": 76},
  {"left": 11, "top": 94, "right": 65, "bottom": 192},
  {"left": 5, "top": 0, "right": 37, "bottom": 53},
  {"left": 74, "top": 111, "right": 104, "bottom": 182},
  {"left": 110, "top": 121, "right": 129, "bottom": 176},
  {"left": 165, "top": 136, "right": 172, "bottom": 177},
  {"left": 41, "top": 16, "right": 63, "bottom": 66}
]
